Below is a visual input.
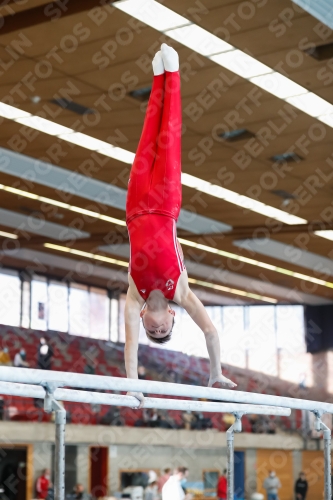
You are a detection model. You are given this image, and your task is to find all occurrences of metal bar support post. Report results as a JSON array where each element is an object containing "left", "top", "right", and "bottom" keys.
[
  {"left": 313, "top": 411, "right": 332, "bottom": 500},
  {"left": 227, "top": 413, "right": 243, "bottom": 500},
  {"left": 43, "top": 382, "right": 66, "bottom": 500}
]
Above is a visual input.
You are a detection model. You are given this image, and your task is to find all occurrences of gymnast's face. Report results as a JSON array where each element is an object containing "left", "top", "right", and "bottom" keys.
[{"left": 141, "top": 307, "right": 175, "bottom": 339}]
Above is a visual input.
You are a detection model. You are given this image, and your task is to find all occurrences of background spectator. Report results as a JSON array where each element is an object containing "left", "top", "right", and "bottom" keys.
[
  {"left": 0, "top": 347, "right": 11, "bottom": 365},
  {"left": 192, "top": 411, "right": 212, "bottom": 431},
  {"left": 72, "top": 483, "right": 91, "bottom": 500},
  {"left": 84, "top": 359, "right": 96, "bottom": 376},
  {"left": 37, "top": 337, "right": 53, "bottom": 370},
  {"left": 263, "top": 471, "right": 281, "bottom": 500},
  {"left": 257, "top": 416, "right": 269, "bottom": 434},
  {"left": 158, "top": 469, "right": 171, "bottom": 494},
  {"left": 100, "top": 406, "right": 123, "bottom": 426},
  {"left": 167, "top": 370, "right": 180, "bottom": 383},
  {"left": 162, "top": 467, "right": 190, "bottom": 500},
  {"left": 134, "top": 408, "right": 150, "bottom": 427},
  {"left": 148, "top": 408, "right": 159, "bottom": 427},
  {"left": 144, "top": 471, "right": 158, "bottom": 500},
  {"left": 182, "top": 411, "right": 194, "bottom": 430},
  {"left": 156, "top": 409, "right": 175, "bottom": 429},
  {"left": 295, "top": 472, "right": 308, "bottom": 500},
  {"left": 180, "top": 468, "right": 188, "bottom": 495},
  {"left": 138, "top": 365, "right": 147, "bottom": 380},
  {"left": 36, "top": 468, "right": 50, "bottom": 500},
  {"left": 145, "top": 480, "right": 158, "bottom": 500},
  {"left": 14, "top": 349, "right": 29, "bottom": 368},
  {"left": 217, "top": 469, "right": 227, "bottom": 500},
  {"left": 223, "top": 413, "right": 236, "bottom": 430},
  {"left": 267, "top": 421, "right": 277, "bottom": 434}
]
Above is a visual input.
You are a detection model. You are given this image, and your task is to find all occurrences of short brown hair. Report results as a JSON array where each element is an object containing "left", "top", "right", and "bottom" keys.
[
  {"left": 144, "top": 317, "right": 174, "bottom": 344},
  {"left": 176, "top": 467, "right": 188, "bottom": 475}
]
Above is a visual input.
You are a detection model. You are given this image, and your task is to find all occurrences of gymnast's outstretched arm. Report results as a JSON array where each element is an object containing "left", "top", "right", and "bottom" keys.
[
  {"left": 175, "top": 272, "right": 237, "bottom": 388},
  {"left": 124, "top": 280, "right": 145, "bottom": 407}
]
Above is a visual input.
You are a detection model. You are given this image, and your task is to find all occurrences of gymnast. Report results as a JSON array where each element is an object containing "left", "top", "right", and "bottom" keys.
[{"left": 125, "top": 44, "right": 236, "bottom": 406}]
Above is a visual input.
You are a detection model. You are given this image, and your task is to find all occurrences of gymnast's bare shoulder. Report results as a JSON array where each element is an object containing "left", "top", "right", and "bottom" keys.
[
  {"left": 127, "top": 274, "right": 145, "bottom": 306},
  {"left": 172, "top": 269, "right": 191, "bottom": 306}
]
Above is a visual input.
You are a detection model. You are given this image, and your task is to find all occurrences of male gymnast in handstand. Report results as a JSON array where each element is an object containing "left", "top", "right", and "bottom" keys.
[{"left": 125, "top": 44, "right": 236, "bottom": 406}]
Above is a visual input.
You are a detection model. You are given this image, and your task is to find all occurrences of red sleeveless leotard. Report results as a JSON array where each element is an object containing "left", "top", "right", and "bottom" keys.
[
  {"left": 126, "top": 71, "right": 183, "bottom": 301},
  {"left": 128, "top": 214, "right": 185, "bottom": 301}
]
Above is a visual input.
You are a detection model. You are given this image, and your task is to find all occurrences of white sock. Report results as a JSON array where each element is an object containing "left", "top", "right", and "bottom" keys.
[
  {"left": 161, "top": 43, "right": 179, "bottom": 72},
  {"left": 152, "top": 51, "right": 164, "bottom": 75}
]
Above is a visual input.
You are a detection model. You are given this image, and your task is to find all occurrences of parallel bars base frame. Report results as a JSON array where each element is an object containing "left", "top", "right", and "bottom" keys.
[{"left": 0, "top": 367, "right": 330, "bottom": 500}]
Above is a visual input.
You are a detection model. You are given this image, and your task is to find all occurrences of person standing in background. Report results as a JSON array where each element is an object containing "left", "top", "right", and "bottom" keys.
[
  {"left": 180, "top": 468, "right": 188, "bottom": 495},
  {"left": 162, "top": 467, "right": 190, "bottom": 500},
  {"left": 71, "top": 484, "right": 91, "bottom": 500},
  {"left": 295, "top": 472, "right": 308, "bottom": 500},
  {"left": 158, "top": 468, "right": 171, "bottom": 494},
  {"left": 37, "top": 337, "right": 53, "bottom": 370},
  {"left": 217, "top": 469, "right": 227, "bottom": 500},
  {"left": 263, "top": 471, "right": 281, "bottom": 500},
  {"left": 36, "top": 469, "right": 50, "bottom": 500},
  {"left": 145, "top": 481, "right": 159, "bottom": 500}
]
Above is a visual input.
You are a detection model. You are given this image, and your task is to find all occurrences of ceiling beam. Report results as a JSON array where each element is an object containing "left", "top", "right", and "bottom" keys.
[
  {"left": 0, "top": 1, "right": 19, "bottom": 6},
  {"left": 185, "top": 221, "right": 333, "bottom": 240},
  {"left": 0, "top": 0, "right": 118, "bottom": 35}
]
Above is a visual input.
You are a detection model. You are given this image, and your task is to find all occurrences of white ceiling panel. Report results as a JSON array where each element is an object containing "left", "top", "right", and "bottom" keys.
[
  {"left": 0, "top": 208, "right": 90, "bottom": 241},
  {"left": 234, "top": 238, "right": 333, "bottom": 277},
  {"left": 0, "top": 147, "right": 231, "bottom": 235},
  {"left": 292, "top": 0, "right": 333, "bottom": 28}
]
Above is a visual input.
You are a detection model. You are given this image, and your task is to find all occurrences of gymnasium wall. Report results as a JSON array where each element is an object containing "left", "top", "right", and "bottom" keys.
[
  {"left": 35, "top": 445, "right": 332, "bottom": 499},
  {"left": 255, "top": 448, "right": 328, "bottom": 500},
  {"left": 0, "top": 421, "right": 329, "bottom": 499},
  {"left": 256, "top": 449, "right": 294, "bottom": 500}
]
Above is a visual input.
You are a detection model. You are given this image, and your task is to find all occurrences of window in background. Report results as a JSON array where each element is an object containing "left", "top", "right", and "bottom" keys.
[
  {"left": 31, "top": 276, "right": 48, "bottom": 331},
  {"left": 276, "top": 305, "right": 311, "bottom": 385},
  {"left": 69, "top": 283, "right": 89, "bottom": 337},
  {"left": 221, "top": 306, "right": 246, "bottom": 368},
  {"left": 48, "top": 281, "right": 69, "bottom": 333},
  {"left": 0, "top": 269, "right": 21, "bottom": 327},
  {"left": 207, "top": 306, "right": 223, "bottom": 333},
  {"left": 21, "top": 280, "right": 30, "bottom": 329},
  {"left": 110, "top": 298, "right": 119, "bottom": 342},
  {"left": 276, "top": 305, "right": 305, "bottom": 353},
  {"left": 89, "top": 287, "right": 109, "bottom": 340},
  {"left": 248, "top": 305, "right": 277, "bottom": 376},
  {"left": 172, "top": 305, "right": 208, "bottom": 357}
]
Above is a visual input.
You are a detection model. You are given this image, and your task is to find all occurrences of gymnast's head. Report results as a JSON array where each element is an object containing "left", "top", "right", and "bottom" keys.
[{"left": 140, "top": 305, "right": 175, "bottom": 344}]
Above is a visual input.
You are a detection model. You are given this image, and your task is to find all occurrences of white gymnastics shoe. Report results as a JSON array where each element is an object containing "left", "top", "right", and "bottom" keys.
[
  {"left": 161, "top": 43, "right": 179, "bottom": 72},
  {"left": 152, "top": 50, "right": 164, "bottom": 75}
]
